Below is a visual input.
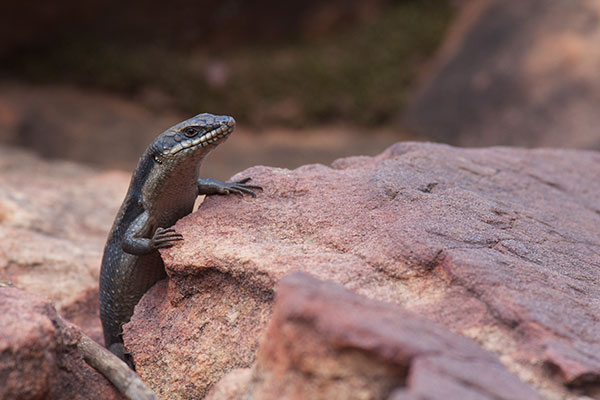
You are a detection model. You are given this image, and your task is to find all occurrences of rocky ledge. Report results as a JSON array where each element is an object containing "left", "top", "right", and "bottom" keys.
[{"left": 121, "top": 142, "right": 600, "bottom": 399}]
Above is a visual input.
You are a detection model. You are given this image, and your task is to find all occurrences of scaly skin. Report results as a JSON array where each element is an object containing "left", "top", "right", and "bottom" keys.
[{"left": 99, "top": 113, "right": 260, "bottom": 365}]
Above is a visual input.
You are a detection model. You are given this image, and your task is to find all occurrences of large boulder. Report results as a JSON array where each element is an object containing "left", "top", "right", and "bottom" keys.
[
  {"left": 405, "top": 0, "right": 600, "bottom": 149},
  {"left": 125, "top": 142, "right": 600, "bottom": 399}
]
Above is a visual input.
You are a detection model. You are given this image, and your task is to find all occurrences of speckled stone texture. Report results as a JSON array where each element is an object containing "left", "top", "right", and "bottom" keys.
[
  {"left": 207, "top": 272, "right": 542, "bottom": 400},
  {"left": 126, "top": 142, "right": 600, "bottom": 399},
  {"left": 0, "top": 286, "right": 123, "bottom": 400}
]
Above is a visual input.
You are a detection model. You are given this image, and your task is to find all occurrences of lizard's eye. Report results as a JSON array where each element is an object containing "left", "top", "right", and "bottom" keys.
[{"left": 183, "top": 127, "right": 198, "bottom": 137}]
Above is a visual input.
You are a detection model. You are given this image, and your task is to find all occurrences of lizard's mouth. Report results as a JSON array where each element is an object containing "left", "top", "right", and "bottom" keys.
[{"left": 161, "top": 118, "right": 235, "bottom": 157}]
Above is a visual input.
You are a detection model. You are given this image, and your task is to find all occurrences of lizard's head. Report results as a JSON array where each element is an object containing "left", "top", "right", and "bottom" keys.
[{"left": 151, "top": 113, "right": 235, "bottom": 165}]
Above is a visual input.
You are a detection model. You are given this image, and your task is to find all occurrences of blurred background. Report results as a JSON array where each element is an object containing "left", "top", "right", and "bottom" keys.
[{"left": 1, "top": 0, "right": 599, "bottom": 179}]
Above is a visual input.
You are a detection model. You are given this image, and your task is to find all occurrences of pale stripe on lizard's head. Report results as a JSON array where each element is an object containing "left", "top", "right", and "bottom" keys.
[{"left": 151, "top": 113, "right": 235, "bottom": 163}]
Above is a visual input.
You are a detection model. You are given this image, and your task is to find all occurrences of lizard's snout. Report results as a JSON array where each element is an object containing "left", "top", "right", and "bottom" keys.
[{"left": 223, "top": 116, "right": 236, "bottom": 128}]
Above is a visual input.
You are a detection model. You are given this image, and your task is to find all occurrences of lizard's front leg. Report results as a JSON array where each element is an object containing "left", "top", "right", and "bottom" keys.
[
  {"left": 121, "top": 211, "right": 183, "bottom": 255},
  {"left": 197, "top": 177, "right": 262, "bottom": 197}
]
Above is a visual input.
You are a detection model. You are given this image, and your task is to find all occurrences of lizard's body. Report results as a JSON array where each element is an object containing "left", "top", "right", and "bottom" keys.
[{"left": 99, "top": 113, "right": 259, "bottom": 363}]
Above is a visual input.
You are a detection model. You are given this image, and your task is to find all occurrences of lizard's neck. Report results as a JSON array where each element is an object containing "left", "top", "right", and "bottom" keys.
[{"left": 140, "top": 152, "right": 206, "bottom": 223}]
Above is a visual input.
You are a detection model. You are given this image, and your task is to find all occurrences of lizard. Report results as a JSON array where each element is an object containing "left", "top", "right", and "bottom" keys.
[{"left": 99, "top": 113, "right": 260, "bottom": 365}]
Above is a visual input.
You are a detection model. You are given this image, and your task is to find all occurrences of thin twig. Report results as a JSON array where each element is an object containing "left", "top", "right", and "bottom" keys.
[{"left": 77, "top": 333, "right": 160, "bottom": 400}]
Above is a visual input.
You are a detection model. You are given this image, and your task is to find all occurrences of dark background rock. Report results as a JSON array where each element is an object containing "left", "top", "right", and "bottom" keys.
[
  {"left": 125, "top": 142, "right": 600, "bottom": 399},
  {"left": 405, "top": 0, "right": 600, "bottom": 149}
]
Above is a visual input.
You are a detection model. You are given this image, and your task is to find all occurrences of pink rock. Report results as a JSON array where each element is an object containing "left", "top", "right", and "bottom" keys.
[
  {"left": 126, "top": 142, "right": 600, "bottom": 398},
  {"left": 207, "top": 272, "right": 541, "bottom": 400},
  {"left": 0, "top": 286, "right": 123, "bottom": 400},
  {"left": 0, "top": 146, "right": 129, "bottom": 344}
]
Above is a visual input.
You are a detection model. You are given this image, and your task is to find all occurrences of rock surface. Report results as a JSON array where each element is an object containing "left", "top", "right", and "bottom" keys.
[
  {"left": 124, "top": 275, "right": 272, "bottom": 399},
  {"left": 0, "top": 145, "right": 129, "bottom": 343},
  {"left": 126, "top": 142, "right": 600, "bottom": 399},
  {"left": 0, "top": 286, "right": 123, "bottom": 400},
  {"left": 207, "top": 272, "right": 542, "bottom": 400},
  {"left": 405, "top": 0, "right": 600, "bottom": 149}
]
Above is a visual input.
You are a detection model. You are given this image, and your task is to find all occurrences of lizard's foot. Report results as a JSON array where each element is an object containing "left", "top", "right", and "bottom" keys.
[
  {"left": 108, "top": 342, "right": 136, "bottom": 370},
  {"left": 224, "top": 177, "right": 263, "bottom": 197},
  {"left": 197, "top": 177, "right": 263, "bottom": 197},
  {"left": 151, "top": 227, "right": 184, "bottom": 249}
]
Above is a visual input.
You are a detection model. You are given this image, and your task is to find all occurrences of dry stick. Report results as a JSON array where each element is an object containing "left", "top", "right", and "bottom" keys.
[{"left": 77, "top": 333, "right": 159, "bottom": 400}]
